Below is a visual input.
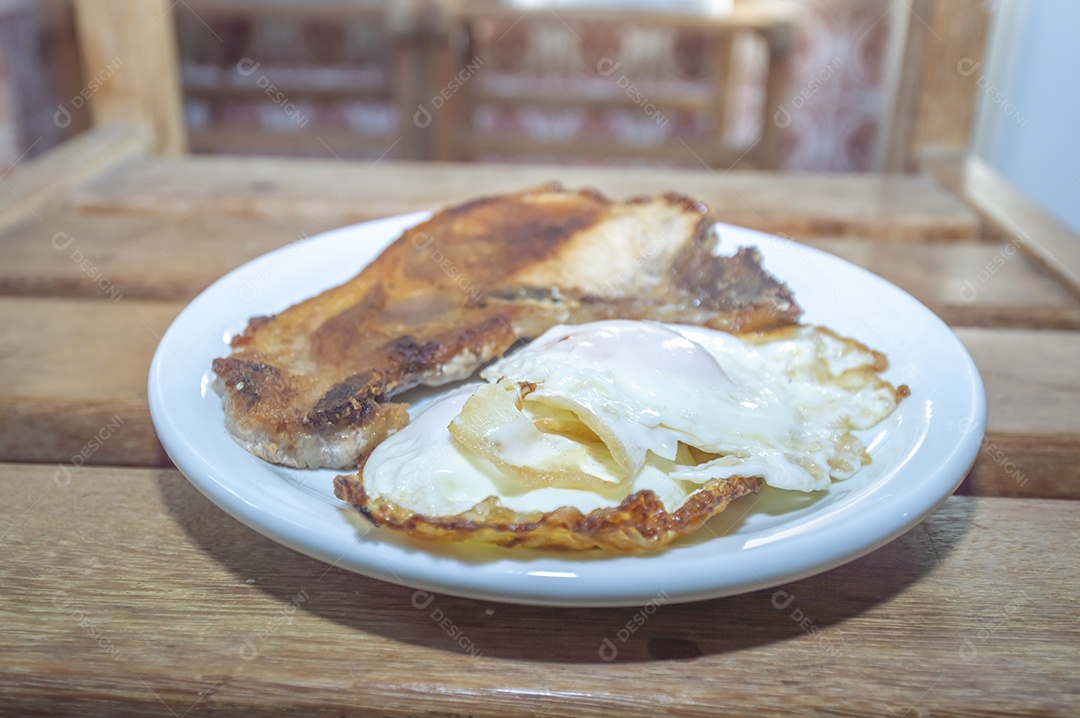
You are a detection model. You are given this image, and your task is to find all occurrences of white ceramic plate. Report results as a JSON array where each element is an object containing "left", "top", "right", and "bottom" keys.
[{"left": 148, "top": 212, "right": 985, "bottom": 607}]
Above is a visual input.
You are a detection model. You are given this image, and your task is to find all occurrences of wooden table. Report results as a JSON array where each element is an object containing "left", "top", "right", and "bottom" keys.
[{"left": 2, "top": 127, "right": 1079, "bottom": 716}]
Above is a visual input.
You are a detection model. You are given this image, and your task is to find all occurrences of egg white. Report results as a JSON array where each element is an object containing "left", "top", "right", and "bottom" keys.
[{"left": 361, "top": 321, "right": 900, "bottom": 517}]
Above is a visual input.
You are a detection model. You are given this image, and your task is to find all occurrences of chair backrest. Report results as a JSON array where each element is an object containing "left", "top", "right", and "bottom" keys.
[
  {"left": 72, "top": 0, "right": 187, "bottom": 155},
  {"left": 428, "top": 2, "right": 799, "bottom": 169},
  {"left": 68, "top": 0, "right": 990, "bottom": 172},
  {"left": 175, "top": 0, "right": 429, "bottom": 160},
  {"left": 878, "top": 0, "right": 994, "bottom": 171},
  {"left": 70, "top": 0, "right": 429, "bottom": 159}
]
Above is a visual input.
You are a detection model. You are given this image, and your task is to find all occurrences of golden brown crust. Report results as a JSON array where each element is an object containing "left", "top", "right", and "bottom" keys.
[
  {"left": 333, "top": 472, "right": 762, "bottom": 553},
  {"left": 214, "top": 184, "right": 802, "bottom": 469}
]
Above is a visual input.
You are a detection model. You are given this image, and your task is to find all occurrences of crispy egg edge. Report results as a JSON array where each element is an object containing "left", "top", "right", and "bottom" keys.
[{"left": 333, "top": 471, "right": 761, "bottom": 553}]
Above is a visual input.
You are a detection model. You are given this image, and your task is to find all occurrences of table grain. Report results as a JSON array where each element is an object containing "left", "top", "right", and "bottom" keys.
[
  {"left": 1, "top": 127, "right": 1077, "bottom": 716},
  {"left": 3, "top": 465, "right": 1078, "bottom": 716}
]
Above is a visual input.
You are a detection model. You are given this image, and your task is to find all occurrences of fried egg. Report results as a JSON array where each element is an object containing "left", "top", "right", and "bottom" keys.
[{"left": 334, "top": 320, "right": 904, "bottom": 552}]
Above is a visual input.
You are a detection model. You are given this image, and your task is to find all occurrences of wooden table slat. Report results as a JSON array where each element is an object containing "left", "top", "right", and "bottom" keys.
[
  {"left": 804, "top": 237, "right": 1080, "bottom": 329},
  {"left": 946, "top": 156, "right": 1080, "bottom": 300},
  {"left": 0, "top": 298, "right": 175, "bottom": 467},
  {"left": 67, "top": 156, "right": 981, "bottom": 241},
  {"left": 956, "top": 327, "right": 1080, "bottom": 499},
  {"left": 0, "top": 125, "right": 150, "bottom": 234},
  {"left": 3, "top": 141, "right": 1079, "bottom": 716},
  {"left": 1, "top": 296, "right": 1077, "bottom": 498},
  {"left": 2, "top": 464, "right": 1077, "bottom": 716},
  {"left": 0, "top": 212, "right": 339, "bottom": 301},
  {"left": 2, "top": 212, "right": 1074, "bottom": 329}
]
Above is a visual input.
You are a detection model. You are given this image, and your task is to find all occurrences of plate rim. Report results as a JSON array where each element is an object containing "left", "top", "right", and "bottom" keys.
[{"left": 148, "top": 212, "right": 986, "bottom": 607}]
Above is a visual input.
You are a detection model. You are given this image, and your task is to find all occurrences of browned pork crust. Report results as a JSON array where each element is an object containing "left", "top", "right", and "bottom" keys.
[{"left": 213, "top": 183, "right": 801, "bottom": 469}]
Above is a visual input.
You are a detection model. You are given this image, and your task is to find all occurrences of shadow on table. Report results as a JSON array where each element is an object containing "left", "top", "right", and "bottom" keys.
[{"left": 158, "top": 473, "right": 975, "bottom": 664}]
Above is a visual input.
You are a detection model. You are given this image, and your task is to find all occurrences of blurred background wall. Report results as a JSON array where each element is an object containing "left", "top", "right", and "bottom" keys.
[
  {"left": 973, "top": 0, "right": 1080, "bottom": 233},
  {"left": 0, "top": 0, "right": 902, "bottom": 172},
  {"left": 0, "top": 0, "right": 71, "bottom": 169},
  {"left": 0, "top": 0, "right": 1077, "bottom": 236}
]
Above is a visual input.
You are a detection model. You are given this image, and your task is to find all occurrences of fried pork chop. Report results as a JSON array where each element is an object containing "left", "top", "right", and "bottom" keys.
[{"left": 212, "top": 184, "right": 801, "bottom": 469}]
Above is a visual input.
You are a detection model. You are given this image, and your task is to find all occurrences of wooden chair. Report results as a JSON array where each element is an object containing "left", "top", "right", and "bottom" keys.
[
  {"left": 428, "top": 2, "right": 800, "bottom": 169},
  {"left": 877, "top": 0, "right": 994, "bottom": 172},
  {"left": 65, "top": 0, "right": 990, "bottom": 174},
  {"left": 69, "top": 0, "right": 188, "bottom": 156},
  {"left": 69, "top": 0, "right": 428, "bottom": 160}
]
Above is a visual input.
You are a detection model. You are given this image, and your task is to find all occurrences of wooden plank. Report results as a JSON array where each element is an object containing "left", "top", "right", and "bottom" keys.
[
  {"left": 911, "top": 1, "right": 993, "bottom": 156},
  {"left": 1, "top": 464, "right": 1077, "bottom": 716},
  {"left": 879, "top": 0, "right": 931, "bottom": 172},
  {"left": 392, "top": 30, "right": 430, "bottom": 162},
  {"left": 461, "top": 134, "right": 754, "bottom": 170},
  {"left": 0, "top": 126, "right": 150, "bottom": 233},
  {"left": 429, "top": 10, "right": 473, "bottom": 162},
  {"left": 804, "top": 237, "right": 1080, "bottom": 329},
  {"left": 454, "top": 0, "right": 803, "bottom": 32},
  {"left": 471, "top": 89, "right": 712, "bottom": 113},
  {"left": 0, "top": 212, "right": 1069, "bottom": 327},
  {"left": 0, "top": 212, "right": 338, "bottom": 301},
  {"left": 953, "top": 156, "right": 1080, "bottom": 301},
  {"left": 957, "top": 328, "right": 1080, "bottom": 499},
  {"left": 879, "top": 1, "right": 992, "bottom": 171},
  {"left": 754, "top": 16, "right": 796, "bottom": 171},
  {"left": 182, "top": 0, "right": 391, "bottom": 20},
  {"left": 1, "top": 299, "right": 1078, "bottom": 496},
  {"left": 73, "top": 0, "right": 186, "bottom": 156},
  {"left": 188, "top": 127, "right": 403, "bottom": 159},
  {"left": 184, "top": 82, "right": 392, "bottom": 102},
  {"left": 0, "top": 299, "right": 177, "bottom": 467},
  {"left": 67, "top": 157, "right": 981, "bottom": 240},
  {"left": 916, "top": 147, "right": 969, "bottom": 194}
]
